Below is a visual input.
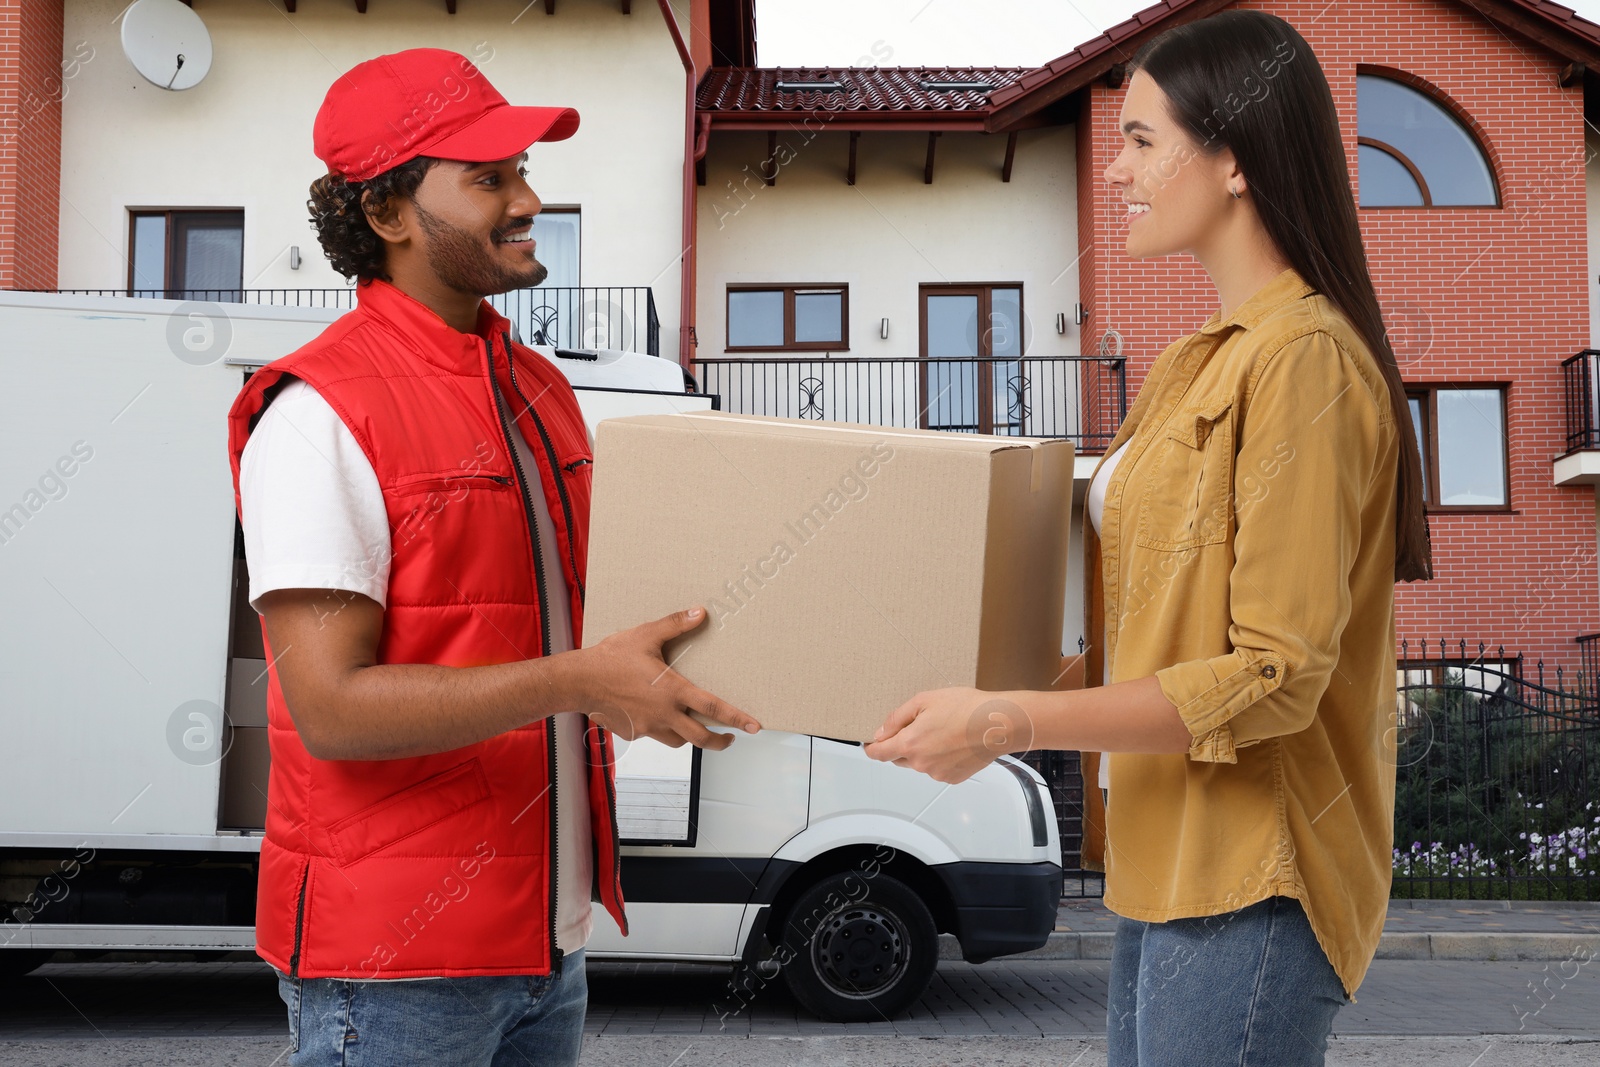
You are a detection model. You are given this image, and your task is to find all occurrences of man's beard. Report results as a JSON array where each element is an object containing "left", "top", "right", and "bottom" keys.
[{"left": 412, "top": 202, "right": 548, "bottom": 297}]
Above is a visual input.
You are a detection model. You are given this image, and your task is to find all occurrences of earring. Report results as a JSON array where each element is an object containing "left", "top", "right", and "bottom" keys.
[{"left": 1232, "top": 188, "right": 1243, "bottom": 199}]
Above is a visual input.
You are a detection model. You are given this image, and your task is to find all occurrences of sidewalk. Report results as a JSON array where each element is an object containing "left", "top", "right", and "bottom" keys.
[{"left": 934, "top": 898, "right": 1600, "bottom": 961}]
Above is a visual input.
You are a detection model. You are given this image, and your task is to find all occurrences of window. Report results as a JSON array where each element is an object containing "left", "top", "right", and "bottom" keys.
[
  {"left": 1396, "top": 659, "right": 1517, "bottom": 734},
  {"left": 530, "top": 209, "right": 579, "bottom": 289},
  {"left": 726, "top": 285, "right": 847, "bottom": 351},
  {"left": 128, "top": 210, "right": 245, "bottom": 300},
  {"left": 919, "top": 284, "right": 1025, "bottom": 435},
  {"left": 1357, "top": 74, "right": 1497, "bottom": 207},
  {"left": 611, "top": 736, "right": 701, "bottom": 846},
  {"left": 1407, "top": 386, "right": 1509, "bottom": 509}
]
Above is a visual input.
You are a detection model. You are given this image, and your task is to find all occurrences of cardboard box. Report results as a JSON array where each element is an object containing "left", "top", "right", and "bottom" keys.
[
  {"left": 220, "top": 724, "right": 270, "bottom": 830},
  {"left": 231, "top": 558, "right": 266, "bottom": 659},
  {"left": 582, "top": 412, "right": 1074, "bottom": 742},
  {"left": 228, "top": 657, "right": 269, "bottom": 728}
]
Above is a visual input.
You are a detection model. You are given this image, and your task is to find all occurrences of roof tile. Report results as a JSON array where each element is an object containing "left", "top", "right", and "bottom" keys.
[{"left": 697, "top": 66, "right": 1033, "bottom": 114}]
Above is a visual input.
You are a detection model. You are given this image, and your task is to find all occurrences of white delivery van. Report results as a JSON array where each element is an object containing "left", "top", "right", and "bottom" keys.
[{"left": 0, "top": 291, "right": 1061, "bottom": 1021}]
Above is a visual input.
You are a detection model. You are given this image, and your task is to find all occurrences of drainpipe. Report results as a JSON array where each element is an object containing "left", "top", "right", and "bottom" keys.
[{"left": 657, "top": 0, "right": 697, "bottom": 370}]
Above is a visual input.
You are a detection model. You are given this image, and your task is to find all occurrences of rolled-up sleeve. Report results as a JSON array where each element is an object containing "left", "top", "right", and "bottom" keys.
[{"left": 1154, "top": 330, "right": 1387, "bottom": 763}]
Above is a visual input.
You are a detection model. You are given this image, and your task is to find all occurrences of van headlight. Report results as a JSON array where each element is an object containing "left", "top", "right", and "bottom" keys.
[{"left": 997, "top": 758, "right": 1049, "bottom": 847}]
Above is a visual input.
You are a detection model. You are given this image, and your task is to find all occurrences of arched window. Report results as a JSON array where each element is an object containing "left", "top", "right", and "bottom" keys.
[{"left": 1357, "top": 74, "right": 1497, "bottom": 207}]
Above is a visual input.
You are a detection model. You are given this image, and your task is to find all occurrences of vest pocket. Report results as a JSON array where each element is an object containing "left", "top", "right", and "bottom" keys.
[
  {"left": 388, "top": 473, "right": 516, "bottom": 547},
  {"left": 1133, "top": 398, "right": 1235, "bottom": 552},
  {"left": 389, "top": 471, "right": 515, "bottom": 501},
  {"left": 558, "top": 454, "right": 594, "bottom": 523},
  {"left": 325, "top": 759, "right": 492, "bottom": 866}
]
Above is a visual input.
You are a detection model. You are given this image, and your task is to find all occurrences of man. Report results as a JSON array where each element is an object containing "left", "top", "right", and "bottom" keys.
[{"left": 227, "top": 48, "right": 758, "bottom": 1066}]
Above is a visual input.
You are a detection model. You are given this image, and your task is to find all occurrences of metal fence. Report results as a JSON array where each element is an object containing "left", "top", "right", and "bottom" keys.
[
  {"left": 1578, "top": 633, "right": 1600, "bottom": 693},
  {"left": 1022, "top": 639, "right": 1600, "bottom": 901},
  {"left": 490, "top": 286, "right": 659, "bottom": 356},
  {"left": 38, "top": 287, "right": 356, "bottom": 309},
  {"left": 30, "top": 287, "right": 661, "bottom": 357},
  {"left": 1393, "top": 640, "right": 1599, "bottom": 901},
  {"left": 694, "top": 354, "right": 1128, "bottom": 452}
]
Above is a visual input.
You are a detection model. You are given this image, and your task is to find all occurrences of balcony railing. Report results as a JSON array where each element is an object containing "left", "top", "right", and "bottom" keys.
[
  {"left": 28, "top": 287, "right": 662, "bottom": 357},
  {"left": 693, "top": 354, "right": 1128, "bottom": 452},
  {"left": 1560, "top": 348, "right": 1600, "bottom": 453},
  {"left": 1578, "top": 633, "right": 1600, "bottom": 701},
  {"left": 491, "top": 287, "right": 659, "bottom": 357}
]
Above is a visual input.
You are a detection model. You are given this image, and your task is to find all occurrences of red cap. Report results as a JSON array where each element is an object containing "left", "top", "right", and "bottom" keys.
[{"left": 313, "top": 48, "right": 579, "bottom": 182}]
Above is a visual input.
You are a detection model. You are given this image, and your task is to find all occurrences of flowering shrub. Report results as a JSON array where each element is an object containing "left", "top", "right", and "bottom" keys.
[
  {"left": 1519, "top": 808, "right": 1600, "bottom": 876},
  {"left": 1391, "top": 802, "right": 1600, "bottom": 899},
  {"left": 1392, "top": 840, "right": 1499, "bottom": 879}
]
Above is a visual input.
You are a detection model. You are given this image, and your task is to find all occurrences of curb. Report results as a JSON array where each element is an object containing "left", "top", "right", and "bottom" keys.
[
  {"left": 1373, "top": 932, "right": 1600, "bottom": 961},
  {"left": 936, "top": 932, "right": 1115, "bottom": 962},
  {"left": 938, "top": 931, "right": 1600, "bottom": 963},
  {"left": 1387, "top": 899, "right": 1600, "bottom": 912}
]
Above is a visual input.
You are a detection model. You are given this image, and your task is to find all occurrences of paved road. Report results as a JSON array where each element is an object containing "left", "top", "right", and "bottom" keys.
[{"left": 2, "top": 955, "right": 1598, "bottom": 1065}]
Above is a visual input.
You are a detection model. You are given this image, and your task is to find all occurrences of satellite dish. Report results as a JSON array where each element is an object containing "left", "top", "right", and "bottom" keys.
[{"left": 121, "top": 0, "right": 213, "bottom": 91}]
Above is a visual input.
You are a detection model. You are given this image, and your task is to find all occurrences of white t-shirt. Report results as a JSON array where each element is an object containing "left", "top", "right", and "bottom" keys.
[
  {"left": 239, "top": 378, "right": 594, "bottom": 957},
  {"left": 1087, "top": 441, "right": 1131, "bottom": 794}
]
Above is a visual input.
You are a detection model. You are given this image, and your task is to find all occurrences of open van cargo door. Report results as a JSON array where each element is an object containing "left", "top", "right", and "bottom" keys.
[{"left": 0, "top": 293, "right": 340, "bottom": 842}]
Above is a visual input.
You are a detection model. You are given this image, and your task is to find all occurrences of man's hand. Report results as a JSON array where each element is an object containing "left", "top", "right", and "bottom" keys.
[
  {"left": 577, "top": 606, "right": 761, "bottom": 751},
  {"left": 863, "top": 687, "right": 1034, "bottom": 784},
  {"left": 256, "top": 589, "right": 758, "bottom": 760}
]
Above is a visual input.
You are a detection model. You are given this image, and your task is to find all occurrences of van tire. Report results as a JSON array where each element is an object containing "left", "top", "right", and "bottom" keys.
[{"left": 776, "top": 871, "right": 937, "bottom": 1021}]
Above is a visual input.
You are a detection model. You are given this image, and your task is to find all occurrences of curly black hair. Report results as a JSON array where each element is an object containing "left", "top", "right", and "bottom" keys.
[{"left": 307, "top": 156, "right": 442, "bottom": 282}]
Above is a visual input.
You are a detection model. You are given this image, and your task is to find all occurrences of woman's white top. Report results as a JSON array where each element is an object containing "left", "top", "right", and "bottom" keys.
[
  {"left": 1087, "top": 441, "right": 1130, "bottom": 537},
  {"left": 1086, "top": 441, "right": 1131, "bottom": 792}
]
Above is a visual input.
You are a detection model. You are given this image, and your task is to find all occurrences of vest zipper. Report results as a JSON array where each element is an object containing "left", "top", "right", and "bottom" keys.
[
  {"left": 502, "top": 334, "right": 621, "bottom": 933},
  {"left": 288, "top": 860, "right": 310, "bottom": 978},
  {"left": 599, "top": 728, "right": 624, "bottom": 924},
  {"left": 545, "top": 713, "right": 563, "bottom": 976},
  {"left": 483, "top": 337, "right": 562, "bottom": 976},
  {"left": 503, "top": 332, "right": 586, "bottom": 606}
]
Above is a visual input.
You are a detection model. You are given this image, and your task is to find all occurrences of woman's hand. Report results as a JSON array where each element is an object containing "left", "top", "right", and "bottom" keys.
[{"left": 863, "top": 687, "right": 1035, "bottom": 784}]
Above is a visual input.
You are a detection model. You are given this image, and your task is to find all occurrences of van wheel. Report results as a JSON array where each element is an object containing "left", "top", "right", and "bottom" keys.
[{"left": 777, "top": 872, "right": 937, "bottom": 1022}]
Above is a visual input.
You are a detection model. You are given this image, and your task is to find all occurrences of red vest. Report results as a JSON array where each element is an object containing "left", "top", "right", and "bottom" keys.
[{"left": 227, "top": 278, "right": 626, "bottom": 980}]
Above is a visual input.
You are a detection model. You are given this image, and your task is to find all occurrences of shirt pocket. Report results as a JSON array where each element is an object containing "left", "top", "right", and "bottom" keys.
[{"left": 1133, "top": 397, "right": 1235, "bottom": 552}]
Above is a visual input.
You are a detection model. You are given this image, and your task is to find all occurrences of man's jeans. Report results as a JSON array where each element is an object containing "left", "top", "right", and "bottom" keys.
[
  {"left": 1107, "top": 896, "right": 1348, "bottom": 1066},
  {"left": 274, "top": 949, "right": 586, "bottom": 1067}
]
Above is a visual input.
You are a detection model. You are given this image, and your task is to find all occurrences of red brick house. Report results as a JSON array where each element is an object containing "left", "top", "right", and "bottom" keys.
[{"left": 984, "top": 0, "right": 1600, "bottom": 679}]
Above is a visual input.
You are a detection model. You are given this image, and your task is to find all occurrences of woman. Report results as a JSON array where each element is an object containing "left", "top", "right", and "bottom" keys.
[{"left": 864, "top": 10, "right": 1431, "bottom": 1065}]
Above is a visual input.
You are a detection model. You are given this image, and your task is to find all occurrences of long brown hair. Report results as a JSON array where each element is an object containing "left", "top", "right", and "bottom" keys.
[{"left": 1132, "top": 10, "right": 1433, "bottom": 582}]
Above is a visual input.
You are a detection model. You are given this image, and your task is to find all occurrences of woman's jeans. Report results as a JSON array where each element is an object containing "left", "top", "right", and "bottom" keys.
[
  {"left": 1107, "top": 895, "right": 1348, "bottom": 1066},
  {"left": 274, "top": 949, "right": 586, "bottom": 1067}
]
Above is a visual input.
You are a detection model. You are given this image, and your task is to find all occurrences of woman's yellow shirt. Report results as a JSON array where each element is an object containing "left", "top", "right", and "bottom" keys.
[{"left": 1081, "top": 266, "right": 1401, "bottom": 1000}]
